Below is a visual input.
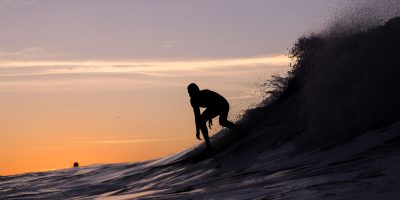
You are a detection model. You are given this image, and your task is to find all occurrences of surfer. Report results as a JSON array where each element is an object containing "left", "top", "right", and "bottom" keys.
[{"left": 187, "top": 83, "right": 237, "bottom": 149}]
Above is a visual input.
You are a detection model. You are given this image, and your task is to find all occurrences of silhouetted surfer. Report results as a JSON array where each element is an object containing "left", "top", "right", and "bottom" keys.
[{"left": 187, "top": 83, "right": 237, "bottom": 149}]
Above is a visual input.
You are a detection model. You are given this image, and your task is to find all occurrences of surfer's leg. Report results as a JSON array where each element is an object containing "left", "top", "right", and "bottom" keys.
[
  {"left": 219, "top": 104, "right": 237, "bottom": 130},
  {"left": 199, "top": 123, "right": 211, "bottom": 148},
  {"left": 201, "top": 109, "right": 219, "bottom": 148}
]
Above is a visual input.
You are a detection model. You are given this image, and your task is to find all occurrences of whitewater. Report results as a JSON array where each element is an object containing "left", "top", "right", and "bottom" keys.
[{"left": 2, "top": 13, "right": 400, "bottom": 200}]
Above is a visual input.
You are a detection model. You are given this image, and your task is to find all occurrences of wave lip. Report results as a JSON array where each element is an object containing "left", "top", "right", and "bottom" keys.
[{"left": 288, "top": 16, "right": 400, "bottom": 148}]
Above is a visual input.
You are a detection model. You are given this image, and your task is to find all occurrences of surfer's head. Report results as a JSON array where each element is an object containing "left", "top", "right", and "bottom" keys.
[{"left": 187, "top": 83, "right": 200, "bottom": 97}]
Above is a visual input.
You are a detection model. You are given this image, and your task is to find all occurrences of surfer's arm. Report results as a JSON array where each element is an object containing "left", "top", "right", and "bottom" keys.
[{"left": 190, "top": 99, "right": 202, "bottom": 140}]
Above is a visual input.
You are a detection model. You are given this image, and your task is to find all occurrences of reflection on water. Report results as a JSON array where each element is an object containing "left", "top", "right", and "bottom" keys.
[{"left": 98, "top": 189, "right": 168, "bottom": 200}]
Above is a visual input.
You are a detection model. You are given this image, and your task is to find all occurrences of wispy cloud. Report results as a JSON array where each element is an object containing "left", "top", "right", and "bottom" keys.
[
  {"left": 87, "top": 138, "right": 186, "bottom": 144},
  {"left": 21, "top": 145, "right": 79, "bottom": 151},
  {"left": 0, "top": 0, "right": 36, "bottom": 7},
  {"left": 0, "top": 47, "right": 70, "bottom": 60},
  {"left": 0, "top": 54, "right": 290, "bottom": 77},
  {"left": 0, "top": 54, "right": 290, "bottom": 93},
  {"left": 161, "top": 41, "right": 175, "bottom": 48},
  {"left": 0, "top": 47, "right": 41, "bottom": 56}
]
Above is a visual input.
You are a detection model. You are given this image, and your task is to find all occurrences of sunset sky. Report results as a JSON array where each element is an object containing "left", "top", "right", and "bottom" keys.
[{"left": 0, "top": 0, "right": 349, "bottom": 175}]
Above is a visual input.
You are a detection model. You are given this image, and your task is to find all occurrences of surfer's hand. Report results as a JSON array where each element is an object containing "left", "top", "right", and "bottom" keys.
[
  {"left": 196, "top": 132, "right": 201, "bottom": 140},
  {"left": 208, "top": 119, "right": 213, "bottom": 129}
]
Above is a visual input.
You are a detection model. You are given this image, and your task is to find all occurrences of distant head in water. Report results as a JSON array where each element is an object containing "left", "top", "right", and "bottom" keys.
[
  {"left": 73, "top": 162, "right": 79, "bottom": 167},
  {"left": 187, "top": 83, "right": 200, "bottom": 98}
]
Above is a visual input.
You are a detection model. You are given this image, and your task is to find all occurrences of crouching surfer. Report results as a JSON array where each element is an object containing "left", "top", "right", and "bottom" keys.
[{"left": 187, "top": 83, "right": 237, "bottom": 150}]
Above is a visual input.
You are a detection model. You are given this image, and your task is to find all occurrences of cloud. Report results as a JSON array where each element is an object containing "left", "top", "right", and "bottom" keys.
[
  {"left": 161, "top": 41, "right": 175, "bottom": 48},
  {"left": 0, "top": 54, "right": 290, "bottom": 93},
  {"left": 0, "top": 47, "right": 70, "bottom": 60},
  {"left": 0, "top": 54, "right": 290, "bottom": 77},
  {"left": 87, "top": 138, "right": 186, "bottom": 144},
  {"left": 0, "top": 47, "right": 41, "bottom": 56},
  {"left": 0, "top": 0, "right": 36, "bottom": 7}
]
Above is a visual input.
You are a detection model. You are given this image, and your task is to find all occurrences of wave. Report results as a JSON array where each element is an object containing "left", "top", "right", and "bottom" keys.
[{"left": 284, "top": 16, "right": 400, "bottom": 148}]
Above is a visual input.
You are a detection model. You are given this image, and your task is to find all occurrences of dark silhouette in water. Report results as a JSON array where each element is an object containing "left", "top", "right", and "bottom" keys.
[
  {"left": 73, "top": 162, "right": 79, "bottom": 167},
  {"left": 187, "top": 83, "right": 237, "bottom": 149}
]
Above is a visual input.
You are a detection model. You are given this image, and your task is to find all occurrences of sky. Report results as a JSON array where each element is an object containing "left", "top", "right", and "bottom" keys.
[{"left": 0, "top": 0, "right": 348, "bottom": 175}]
